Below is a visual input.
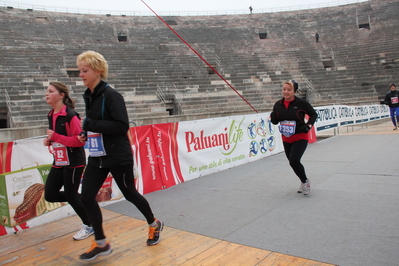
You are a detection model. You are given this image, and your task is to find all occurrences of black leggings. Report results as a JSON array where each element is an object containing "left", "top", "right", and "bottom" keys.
[
  {"left": 45, "top": 166, "right": 90, "bottom": 226},
  {"left": 81, "top": 163, "right": 155, "bottom": 240},
  {"left": 283, "top": 139, "right": 309, "bottom": 183}
]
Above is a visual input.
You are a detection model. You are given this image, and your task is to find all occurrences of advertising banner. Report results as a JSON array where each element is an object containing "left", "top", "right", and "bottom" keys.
[
  {"left": 0, "top": 138, "right": 54, "bottom": 228},
  {"left": 129, "top": 112, "right": 283, "bottom": 193},
  {"left": 0, "top": 164, "right": 57, "bottom": 227},
  {"left": 129, "top": 123, "right": 184, "bottom": 195},
  {"left": 176, "top": 112, "right": 283, "bottom": 181},
  {"left": 336, "top": 105, "right": 355, "bottom": 126},
  {"left": 314, "top": 106, "right": 340, "bottom": 131},
  {"left": 314, "top": 104, "right": 389, "bottom": 132},
  {"left": 0, "top": 137, "right": 123, "bottom": 234}
]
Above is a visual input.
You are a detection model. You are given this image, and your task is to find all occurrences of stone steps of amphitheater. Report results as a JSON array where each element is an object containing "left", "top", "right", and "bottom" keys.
[
  {"left": 1, "top": 0, "right": 398, "bottom": 134},
  {"left": 7, "top": 94, "right": 264, "bottom": 127}
]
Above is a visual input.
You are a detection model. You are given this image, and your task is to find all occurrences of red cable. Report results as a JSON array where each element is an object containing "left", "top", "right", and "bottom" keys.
[{"left": 140, "top": 0, "right": 258, "bottom": 113}]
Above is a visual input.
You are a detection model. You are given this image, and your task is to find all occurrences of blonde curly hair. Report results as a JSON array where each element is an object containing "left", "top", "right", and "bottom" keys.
[{"left": 76, "top": 50, "right": 108, "bottom": 79}]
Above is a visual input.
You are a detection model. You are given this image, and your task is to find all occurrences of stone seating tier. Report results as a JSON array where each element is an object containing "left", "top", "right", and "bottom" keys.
[{"left": 0, "top": 0, "right": 398, "bottom": 133}]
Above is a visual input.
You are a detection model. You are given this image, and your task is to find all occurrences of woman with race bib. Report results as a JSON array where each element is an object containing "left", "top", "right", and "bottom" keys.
[
  {"left": 76, "top": 51, "right": 163, "bottom": 261},
  {"left": 270, "top": 80, "right": 317, "bottom": 195},
  {"left": 43, "top": 81, "right": 93, "bottom": 241},
  {"left": 383, "top": 83, "right": 399, "bottom": 130}
]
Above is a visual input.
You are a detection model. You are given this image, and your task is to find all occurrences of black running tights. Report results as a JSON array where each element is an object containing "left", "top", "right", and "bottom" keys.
[
  {"left": 283, "top": 139, "right": 309, "bottom": 183},
  {"left": 45, "top": 166, "right": 90, "bottom": 226},
  {"left": 80, "top": 163, "right": 155, "bottom": 240}
]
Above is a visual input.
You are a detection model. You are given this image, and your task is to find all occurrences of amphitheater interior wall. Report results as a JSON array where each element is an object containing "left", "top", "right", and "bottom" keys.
[{"left": 0, "top": 0, "right": 398, "bottom": 141}]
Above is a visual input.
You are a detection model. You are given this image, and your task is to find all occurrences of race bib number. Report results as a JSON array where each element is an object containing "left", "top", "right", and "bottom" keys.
[
  {"left": 52, "top": 142, "right": 70, "bottom": 166},
  {"left": 391, "top": 97, "right": 398, "bottom": 104},
  {"left": 278, "top": 120, "right": 296, "bottom": 137},
  {"left": 88, "top": 131, "right": 107, "bottom": 157}
]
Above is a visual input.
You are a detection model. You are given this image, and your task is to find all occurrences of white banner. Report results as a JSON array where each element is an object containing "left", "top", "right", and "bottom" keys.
[
  {"left": 177, "top": 112, "right": 284, "bottom": 181},
  {"left": 315, "top": 104, "right": 390, "bottom": 132}
]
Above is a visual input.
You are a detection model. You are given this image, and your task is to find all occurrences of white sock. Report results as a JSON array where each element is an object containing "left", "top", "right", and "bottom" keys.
[
  {"left": 96, "top": 239, "right": 106, "bottom": 246},
  {"left": 149, "top": 220, "right": 157, "bottom": 228}
]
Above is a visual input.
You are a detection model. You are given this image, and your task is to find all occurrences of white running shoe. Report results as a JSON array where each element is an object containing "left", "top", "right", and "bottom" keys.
[
  {"left": 73, "top": 224, "right": 94, "bottom": 241},
  {"left": 297, "top": 182, "right": 306, "bottom": 193},
  {"left": 303, "top": 180, "right": 312, "bottom": 195}
]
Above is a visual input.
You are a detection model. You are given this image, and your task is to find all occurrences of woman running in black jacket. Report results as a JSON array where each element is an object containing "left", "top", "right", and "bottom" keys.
[
  {"left": 76, "top": 51, "right": 163, "bottom": 261},
  {"left": 383, "top": 83, "right": 399, "bottom": 130},
  {"left": 270, "top": 80, "right": 317, "bottom": 195}
]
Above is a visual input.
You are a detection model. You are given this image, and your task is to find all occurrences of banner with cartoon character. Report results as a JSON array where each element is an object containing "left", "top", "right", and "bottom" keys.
[
  {"left": 128, "top": 112, "right": 282, "bottom": 191},
  {"left": 175, "top": 112, "right": 283, "bottom": 181}
]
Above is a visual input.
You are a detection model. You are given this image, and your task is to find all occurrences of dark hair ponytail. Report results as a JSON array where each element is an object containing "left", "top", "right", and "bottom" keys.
[
  {"left": 290, "top": 80, "right": 299, "bottom": 92},
  {"left": 49, "top": 81, "right": 75, "bottom": 109}
]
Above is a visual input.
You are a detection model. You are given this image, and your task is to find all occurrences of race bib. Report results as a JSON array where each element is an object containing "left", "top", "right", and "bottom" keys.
[
  {"left": 278, "top": 120, "right": 296, "bottom": 137},
  {"left": 52, "top": 142, "right": 70, "bottom": 166},
  {"left": 88, "top": 131, "right": 107, "bottom": 157},
  {"left": 391, "top": 97, "right": 398, "bottom": 104}
]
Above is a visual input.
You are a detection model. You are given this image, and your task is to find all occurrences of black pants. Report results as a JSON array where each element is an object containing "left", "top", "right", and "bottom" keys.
[
  {"left": 81, "top": 163, "right": 155, "bottom": 240},
  {"left": 283, "top": 139, "right": 309, "bottom": 183},
  {"left": 45, "top": 166, "right": 90, "bottom": 226}
]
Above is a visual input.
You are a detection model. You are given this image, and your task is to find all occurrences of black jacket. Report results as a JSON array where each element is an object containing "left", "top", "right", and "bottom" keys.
[
  {"left": 47, "top": 106, "right": 86, "bottom": 167},
  {"left": 384, "top": 90, "right": 399, "bottom": 108},
  {"left": 270, "top": 97, "right": 318, "bottom": 135},
  {"left": 82, "top": 81, "right": 133, "bottom": 168}
]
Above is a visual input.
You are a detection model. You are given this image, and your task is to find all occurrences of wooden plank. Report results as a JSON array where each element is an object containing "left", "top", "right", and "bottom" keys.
[
  {"left": 135, "top": 230, "right": 221, "bottom": 266},
  {"left": 129, "top": 230, "right": 194, "bottom": 265},
  {"left": 0, "top": 215, "right": 79, "bottom": 254},
  {"left": 0, "top": 208, "right": 337, "bottom": 266},
  {"left": 1, "top": 232, "right": 89, "bottom": 265},
  {"left": 180, "top": 241, "right": 233, "bottom": 265},
  {"left": 0, "top": 208, "right": 122, "bottom": 254},
  {"left": 187, "top": 242, "right": 243, "bottom": 265},
  {"left": 258, "top": 252, "right": 337, "bottom": 266},
  {"left": 240, "top": 249, "right": 274, "bottom": 265},
  {"left": 168, "top": 237, "right": 221, "bottom": 265},
  {"left": 213, "top": 244, "right": 271, "bottom": 265}
]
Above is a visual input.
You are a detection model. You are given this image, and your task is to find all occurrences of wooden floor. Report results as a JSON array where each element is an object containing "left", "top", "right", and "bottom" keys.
[{"left": 0, "top": 209, "right": 335, "bottom": 266}]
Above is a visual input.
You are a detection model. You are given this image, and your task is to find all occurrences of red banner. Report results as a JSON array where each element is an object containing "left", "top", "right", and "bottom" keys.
[
  {"left": 129, "top": 123, "right": 184, "bottom": 195},
  {"left": 0, "top": 142, "right": 13, "bottom": 174}
]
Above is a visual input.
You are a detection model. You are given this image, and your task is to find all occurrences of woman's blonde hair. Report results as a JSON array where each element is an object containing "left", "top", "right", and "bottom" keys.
[
  {"left": 50, "top": 81, "right": 75, "bottom": 109},
  {"left": 76, "top": 50, "right": 108, "bottom": 79},
  {"left": 284, "top": 80, "right": 299, "bottom": 92}
]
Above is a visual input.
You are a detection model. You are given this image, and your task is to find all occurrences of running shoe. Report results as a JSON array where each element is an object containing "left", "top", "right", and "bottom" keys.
[
  {"left": 73, "top": 224, "right": 94, "bottom": 240},
  {"left": 79, "top": 241, "right": 112, "bottom": 261},
  {"left": 147, "top": 219, "right": 164, "bottom": 246},
  {"left": 297, "top": 182, "right": 306, "bottom": 193},
  {"left": 303, "top": 180, "right": 312, "bottom": 195}
]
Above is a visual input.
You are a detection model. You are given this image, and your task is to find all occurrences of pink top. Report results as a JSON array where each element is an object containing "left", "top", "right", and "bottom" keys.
[{"left": 49, "top": 105, "right": 85, "bottom": 148}]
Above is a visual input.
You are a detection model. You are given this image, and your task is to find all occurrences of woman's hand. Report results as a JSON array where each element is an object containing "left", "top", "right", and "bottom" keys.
[
  {"left": 46, "top": 129, "right": 54, "bottom": 140},
  {"left": 300, "top": 124, "right": 312, "bottom": 133},
  {"left": 43, "top": 137, "right": 51, "bottom": 146},
  {"left": 78, "top": 132, "right": 87, "bottom": 143}
]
